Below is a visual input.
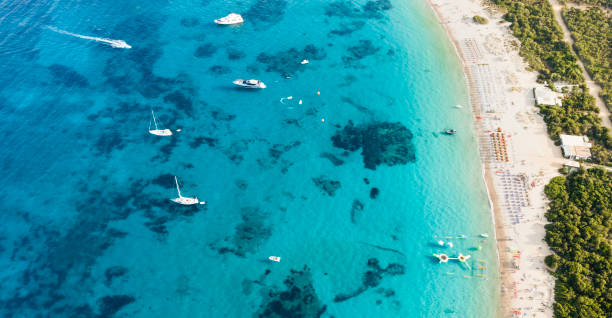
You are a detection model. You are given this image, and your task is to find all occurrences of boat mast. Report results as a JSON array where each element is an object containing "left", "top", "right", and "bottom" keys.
[
  {"left": 151, "top": 110, "right": 159, "bottom": 130},
  {"left": 174, "top": 176, "right": 182, "bottom": 198}
]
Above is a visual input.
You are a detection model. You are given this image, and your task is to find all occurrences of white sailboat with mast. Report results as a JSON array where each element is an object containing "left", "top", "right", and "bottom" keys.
[
  {"left": 149, "top": 110, "right": 173, "bottom": 136},
  {"left": 171, "top": 176, "right": 200, "bottom": 205}
]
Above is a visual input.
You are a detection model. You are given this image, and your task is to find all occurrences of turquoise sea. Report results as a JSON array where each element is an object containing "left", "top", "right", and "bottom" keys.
[{"left": 0, "top": 0, "right": 499, "bottom": 316}]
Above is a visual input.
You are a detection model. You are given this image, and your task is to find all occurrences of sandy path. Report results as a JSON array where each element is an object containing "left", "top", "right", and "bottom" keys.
[{"left": 549, "top": 0, "right": 612, "bottom": 129}]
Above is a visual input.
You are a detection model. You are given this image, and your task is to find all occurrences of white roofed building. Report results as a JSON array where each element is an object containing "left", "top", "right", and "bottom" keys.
[
  {"left": 533, "top": 86, "right": 562, "bottom": 106},
  {"left": 559, "top": 134, "right": 592, "bottom": 160}
]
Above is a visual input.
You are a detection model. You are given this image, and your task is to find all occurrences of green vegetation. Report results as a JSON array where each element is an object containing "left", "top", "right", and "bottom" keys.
[
  {"left": 539, "top": 88, "right": 612, "bottom": 163},
  {"left": 473, "top": 15, "right": 489, "bottom": 24},
  {"left": 491, "top": 3, "right": 612, "bottom": 316},
  {"left": 494, "top": 0, "right": 612, "bottom": 165},
  {"left": 543, "top": 168, "right": 611, "bottom": 317},
  {"left": 564, "top": 0, "right": 612, "bottom": 8},
  {"left": 494, "top": 0, "right": 583, "bottom": 83},
  {"left": 563, "top": 7, "right": 612, "bottom": 112}
]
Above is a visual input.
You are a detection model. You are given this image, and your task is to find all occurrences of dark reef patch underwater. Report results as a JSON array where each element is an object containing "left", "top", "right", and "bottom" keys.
[
  {"left": 331, "top": 121, "right": 416, "bottom": 169},
  {"left": 256, "top": 45, "right": 326, "bottom": 77},
  {"left": 210, "top": 207, "right": 272, "bottom": 257},
  {"left": 255, "top": 266, "right": 327, "bottom": 318},
  {"left": 334, "top": 258, "right": 405, "bottom": 303}
]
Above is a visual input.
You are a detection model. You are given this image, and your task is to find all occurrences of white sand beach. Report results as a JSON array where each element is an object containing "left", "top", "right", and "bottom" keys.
[{"left": 426, "top": 0, "right": 566, "bottom": 316}]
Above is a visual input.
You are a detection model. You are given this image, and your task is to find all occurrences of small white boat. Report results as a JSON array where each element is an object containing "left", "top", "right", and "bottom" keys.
[
  {"left": 300, "top": 59, "right": 309, "bottom": 64},
  {"left": 214, "top": 13, "right": 244, "bottom": 25},
  {"left": 269, "top": 256, "right": 281, "bottom": 262},
  {"left": 233, "top": 79, "right": 266, "bottom": 89},
  {"left": 170, "top": 176, "right": 199, "bottom": 205},
  {"left": 437, "top": 240, "right": 445, "bottom": 246},
  {"left": 446, "top": 242, "right": 454, "bottom": 248},
  {"left": 480, "top": 233, "right": 489, "bottom": 238},
  {"left": 149, "top": 110, "right": 173, "bottom": 136},
  {"left": 457, "top": 234, "right": 467, "bottom": 239}
]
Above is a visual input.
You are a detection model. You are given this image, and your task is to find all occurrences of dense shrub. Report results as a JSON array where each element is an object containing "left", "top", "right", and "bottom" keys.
[
  {"left": 494, "top": 0, "right": 612, "bottom": 164},
  {"left": 473, "top": 15, "right": 489, "bottom": 24},
  {"left": 544, "top": 169, "right": 611, "bottom": 318},
  {"left": 563, "top": 7, "right": 612, "bottom": 113}
]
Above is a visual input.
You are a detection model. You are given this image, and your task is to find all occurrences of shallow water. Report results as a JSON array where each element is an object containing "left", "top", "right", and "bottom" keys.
[{"left": 0, "top": 0, "right": 498, "bottom": 316}]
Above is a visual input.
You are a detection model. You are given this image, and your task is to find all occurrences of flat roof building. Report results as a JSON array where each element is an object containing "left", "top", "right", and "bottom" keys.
[
  {"left": 560, "top": 134, "right": 592, "bottom": 160},
  {"left": 533, "top": 86, "right": 562, "bottom": 106}
]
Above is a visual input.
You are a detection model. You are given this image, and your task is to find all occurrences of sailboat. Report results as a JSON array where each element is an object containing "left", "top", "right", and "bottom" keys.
[
  {"left": 149, "top": 110, "right": 173, "bottom": 136},
  {"left": 170, "top": 176, "right": 199, "bottom": 205}
]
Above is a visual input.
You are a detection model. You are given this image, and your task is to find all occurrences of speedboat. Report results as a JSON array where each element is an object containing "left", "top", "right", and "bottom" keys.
[
  {"left": 443, "top": 129, "right": 457, "bottom": 135},
  {"left": 268, "top": 256, "right": 281, "bottom": 262},
  {"left": 214, "top": 13, "right": 244, "bottom": 25},
  {"left": 233, "top": 79, "right": 266, "bottom": 89},
  {"left": 480, "top": 233, "right": 489, "bottom": 238},
  {"left": 437, "top": 240, "right": 445, "bottom": 246}
]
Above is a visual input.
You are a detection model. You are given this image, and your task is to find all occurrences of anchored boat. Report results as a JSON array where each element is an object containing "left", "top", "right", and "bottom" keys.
[
  {"left": 233, "top": 79, "right": 266, "bottom": 89},
  {"left": 268, "top": 256, "right": 281, "bottom": 262},
  {"left": 170, "top": 176, "right": 200, "bottom": 205},
  {"left": 214, "top": 13, "right": 244, "bottom": 25},
  {"left": 149, "top": 110, "right": 172, "bottom": 136}
]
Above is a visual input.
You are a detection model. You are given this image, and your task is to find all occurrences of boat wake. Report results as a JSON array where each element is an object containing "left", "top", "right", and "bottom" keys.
[{"left": 45, "top": 26, "right": 131, "bottom": 49}]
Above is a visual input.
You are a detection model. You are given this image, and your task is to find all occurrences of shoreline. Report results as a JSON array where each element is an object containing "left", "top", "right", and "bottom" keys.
[{"left": 425, "top": 0, "right": 564, "bottom": 316}]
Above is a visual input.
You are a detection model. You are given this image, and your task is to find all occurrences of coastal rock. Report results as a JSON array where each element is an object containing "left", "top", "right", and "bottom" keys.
[
  {"left": 190, "top": 136, "right": 218, "bottom": 148},
  {"left": 246, "top": 0, "right": 287, "bottom": 24},
  {"left": 180, "top": 17, "right": 199, "bottom": 27},
  {"left": 325, "top": 0, "right": 392, "bottom": 19},
  {"left": 194, "top": 43, "right": 217, "bottom": 58},
  {"left": 164, "top": 90, "right": 194, "bottom": 116},
  {"left": 213, "top": 207, "right": 272, "bottom": 257},
  {"left": 255, "top": 265, "right": 327, "bottom": 318},
  {"left": 97, "top": 295, "right": 135, "bottom": 317},
  {"left": 350, "top": 199, "right": 365, "bottom": 223},
  {"left": 347, "top": 40, "right": 380, "bottom": 60},
  {"left": 312, "top": 176, "right": 341, "bottom": 196},
  {"left": 334, "top": 258, "right": 405, "bottom": 303},
  {"left": 151, "top": 173, "right": 175, "bottom": 189},
  {"left": 104, "top": 266, "right": 128, "bottom": 286},
  {"left": 48, "top": 64, "right": 90, "bottom": 88},
  {"left": 208, "top": 65, "right": 231, "bottom": 75},
  {"left": 227, "top": 48, "right": 246, "bottom": 60},
  {"left": 331, "top": 121, "right": 415, "bottom": 170},
  {"left": 210, "top": 108, "right": 236, "bottom": 121},
  {"left": 257, "top": 45, "right": 326, "bottom": 77},
  {"left": 370, "top": 187, "right": 379, "bottom": 199},
  {"left": 320, "top": 152, "right": 345, "bottom": 166},
  {"left": 329, "top": 21, "right": 366, "bottom": 37}
]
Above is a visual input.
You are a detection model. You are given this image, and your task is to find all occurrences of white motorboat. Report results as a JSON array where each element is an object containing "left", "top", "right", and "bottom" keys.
[
  {"left": 480, "top": 233, "right": 489, "bottom": 238},
  {"left": 149, "top": 110, "right": 173, "bottom": 136},
  {"left": 437, "top": 240, "right": 445, "bottom": 246},
  {"left": 233, "top": 79, "right": 266, "bottom": 89},
  {"left": 269, "top": 256, "right": 281, "bottom": 262},
  {"left": 214, "top": 13, "right": 244, "bottom": 25},
  {"left": 170, "top": 176, "right": 199, "bottom": 205}
]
